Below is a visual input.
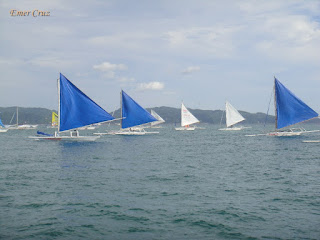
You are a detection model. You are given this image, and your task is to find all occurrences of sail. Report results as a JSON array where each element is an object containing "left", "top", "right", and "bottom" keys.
[
  {"left": 121, "top": 90, "right": 157, "bottom": 129},
  {"left": 0, "top": 119, "right": 5, "bottom": 128},
  {"left": 150, "top": 110, "right": 165, "bottom": 126},
  {"left": 274, "top": 78, "right": 318, "bottom": 129},
  {"left": 59, "top": 73, "right": 114, "bottom": 132},
  {"left": 225, "top": 101, "right": 245, "bottom": 127},
  {"left": 181, "top": 103, "right": 199, "bottom": 127},
  {"left": 51, "top": 112, "right": 58, "bottom": 127}
]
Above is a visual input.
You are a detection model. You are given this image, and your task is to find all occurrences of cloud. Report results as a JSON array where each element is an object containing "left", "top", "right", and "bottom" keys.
[
  {"left": 165, "top": 26, "right": 242, "bottom": 58},
  {"left": 93, "top": 61, "right": 128, "bottom": 79},
  {"left": 182, "top": 66, "right": 200, "bottom": 74},
  {"left": 137, "top": 82, "right": 164, "bottom": 91},
  {"left": 28, "top": 56, "right": 78, "bottom": 69},
  {"left": 117, "top": 77, "right": 135, "bottom": 83},
  {"left": 255, "top": 15, "right": 320, "bottom": 62},
  {"left": 93, "top": 62, "right": 127, "bottom": 72}
]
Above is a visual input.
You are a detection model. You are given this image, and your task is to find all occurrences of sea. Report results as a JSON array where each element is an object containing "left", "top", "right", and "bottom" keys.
[{"left": 1, "top": 124, "right": 320, "bottom": 240}]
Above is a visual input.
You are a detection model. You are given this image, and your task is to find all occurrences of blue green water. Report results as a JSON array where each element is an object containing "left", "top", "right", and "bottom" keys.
[{"left": 1, "top": 124, "right": 320, "bottom": 239}]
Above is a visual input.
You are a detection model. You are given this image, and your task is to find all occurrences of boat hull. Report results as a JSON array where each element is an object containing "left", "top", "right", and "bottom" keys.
[
  {"left": 96, "top": 129, "right": 159, "bottom": 135},
  {"left": 29, "top": 135, "right": 100, "bottom": 141},
  {"left": 302, "top": 140, "right": 320, "bottom": 143},
  {"left": 175, "top": 127, "right": 195, "bottom": 131},
  {"left": 219, "top": 127, "right": 243, "bottom": 131}
]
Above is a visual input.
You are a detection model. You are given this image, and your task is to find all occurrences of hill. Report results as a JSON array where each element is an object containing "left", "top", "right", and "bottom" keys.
[
  {"left": 106, "top": 106, "right": 275, "bottom": 125},
  {"left": 1, "top": 106, "right": 319, "bottom": 125},
  {"left": 0, "top": 107, "right": 54, "bottom": 125}
]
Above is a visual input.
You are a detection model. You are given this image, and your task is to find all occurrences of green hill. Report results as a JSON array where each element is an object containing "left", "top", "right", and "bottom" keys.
[
  {"left": 1, "top": 106, "right": 319, "bottom": 125},
  {"left": 0, "top": 107, "right": 55, "bottom": 125},
  {"left": 110, "top": 106, "right": 275, "bottom": 124}
]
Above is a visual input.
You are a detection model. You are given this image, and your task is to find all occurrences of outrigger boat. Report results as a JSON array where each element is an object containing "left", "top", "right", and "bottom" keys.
[
  {"left": 0, "top": 119, "right": 8, "bottom": 132},
  {"left": 95, "top": 90, "right": 158, "bottom": 135},
  {"left": 219, "top": 101, "right": 246, "bottom": 131},
  {"left": 29, "top": 73, "right": 115, "bottom": 141},
  {"left": 175, "top": 103, "right": 200, "bottom": 131},
  {"left": 246, "top": 77, "right": 319, "bottom": 137}
]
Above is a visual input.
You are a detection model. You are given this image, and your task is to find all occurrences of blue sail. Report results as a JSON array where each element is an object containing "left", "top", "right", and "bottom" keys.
[
  {"left": 121, "top": 90, "right": 157, "bottom": 129},
  {"left": 0, "top": 119, "right": 5, "bottom": 128},
  {"left": 59, "top": 73, "right": 114, "bottom": 132},
  {"left": 275, "top": 78, "right": 318, "bottom": 129}
]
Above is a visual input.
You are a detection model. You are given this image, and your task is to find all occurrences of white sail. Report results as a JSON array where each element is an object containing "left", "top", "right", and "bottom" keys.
[
  {"left": 181, "top": 103, "right": 199, "bottom": 127},
  {"left": 225, "top": 101, "right": 245, "bottom": 127},
  {"left": 150, "top": 110, "right": 165, "bottom": 126}
]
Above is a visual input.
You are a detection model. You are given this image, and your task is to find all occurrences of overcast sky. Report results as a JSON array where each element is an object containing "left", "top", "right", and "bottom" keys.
[{"left": 1, "top": 0, "right": 320, "bottom": 113}]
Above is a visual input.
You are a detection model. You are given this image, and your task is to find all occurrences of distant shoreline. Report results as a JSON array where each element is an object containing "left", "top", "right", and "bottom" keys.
[{"left": 1, "top": 106, "right": 319, "bottom": 125}]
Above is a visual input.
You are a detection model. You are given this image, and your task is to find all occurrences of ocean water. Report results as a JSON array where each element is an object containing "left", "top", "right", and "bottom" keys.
[{"left": 1, "top": 124, "right": 320, "bottom": 240}]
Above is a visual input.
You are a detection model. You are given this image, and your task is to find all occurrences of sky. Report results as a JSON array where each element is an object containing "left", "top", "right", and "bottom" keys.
[{"left": 1, "top": 0, "right": 320, "bottom": 113}]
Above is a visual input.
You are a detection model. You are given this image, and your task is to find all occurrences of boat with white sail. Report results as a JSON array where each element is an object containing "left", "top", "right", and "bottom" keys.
[
  {"left": 29, "top": 73, "right": 115, "bottom": 141},
  {"left": 247, "top": 77, "right": 319, "bottom": 137},
  {"left": 96, "top": 90, "right": 158, "bottom": 135},
  {"left": 150, "top": 109, "right": 165, "bottom": 128},
  {"left": 219, "top": 101, "right": 246, "bottom": 131},
  {"left": 175, "top": 103, "right": 200, "bottom": 131},
  {"left": 7, "top": 107, "right": 38, "bottom": 130}
]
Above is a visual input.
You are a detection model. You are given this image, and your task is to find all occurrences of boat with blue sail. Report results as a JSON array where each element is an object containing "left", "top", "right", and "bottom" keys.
[
  {"left": 29, "top": 73, "right": 115, "bottom": 141},
  {"left": 247, "top": 77, "right": 319, "bottom": 137},
  {"left": 0, "top": 118, "right": 8, "bottom": 132},
  {"left": 99, "top": 90, "right": 159, "bottom": 135}
]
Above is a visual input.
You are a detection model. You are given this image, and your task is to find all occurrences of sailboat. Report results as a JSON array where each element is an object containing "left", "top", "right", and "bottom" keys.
[
  {"left": 47, "top": 112, "right": 58, "bottom": 128},
  {"left": 175, "top": 103, "right": 200, "bottom": 131},
  {"left": 7, "top": 107, "right": 38, "bottom": 130},
  {"left": 150, "top": 109, "right": 165, "bottom": 128},
  {"left": 29, "top": 73, "right": 115, "bottom": 141},
  {"left": 247, "top": 77, "right": 319, "bottom": 137},
  {"left": 0, "top": 119, "right": 8, "bottom": 132},
  {"left": 219, "top": 101, "right": 246, "bottom": 130},
  {"left": 99, "top": 90, "right": 158, "bottom": 135}
]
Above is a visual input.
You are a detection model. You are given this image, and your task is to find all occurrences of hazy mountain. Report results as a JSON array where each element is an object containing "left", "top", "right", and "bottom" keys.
[{"left": 1, "top": 106, "right": 319, "bottom": 125}]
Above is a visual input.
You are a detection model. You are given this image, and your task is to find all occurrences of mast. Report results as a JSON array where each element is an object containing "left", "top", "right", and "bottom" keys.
[
  {"left": 180, "top": 102, "right": 183, "bottom": 127},
  {"left": 274, "top": 77, "right": 277, "bottom": 129},
  {"left": 57, "top": 76, "right": 61, "bottom": 133},
  {"left": 225, "top": 101, "right": 227, "bottom": 127},
  {"left": 16, "top": 106, "right": 18, "bottom": 126},
  {"left": 120, "top": 90, "right": 123, "bottom": 129}
]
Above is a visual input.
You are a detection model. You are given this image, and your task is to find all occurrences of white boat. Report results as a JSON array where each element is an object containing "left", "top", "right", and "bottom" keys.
[
  {"left": 219, "top": 101, "right": 246, "bottom": 131},
  {"left": 150, "top": 110, "right": 165, "bottom": 128},
  {"left": 29, "top": 73, "right": 115, "bottom": 141},
  {"left": 98, "top": 90, "right": 159, "bottom": 135},
  {"left": 175, "top": 103, "right": 200, "bottom": 131},
  {"left": 7, "top": 107, "right": 38, "bottom": 130},
  {"left": 246, "top": 77, "right": 319, "bottom": 137},
  {"left": 302, "top": 140, "right": 320, "bottom": 143}
]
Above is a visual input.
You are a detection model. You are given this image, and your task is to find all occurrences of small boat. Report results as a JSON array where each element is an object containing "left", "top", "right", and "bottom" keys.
[
  {"left": 29, "top": 73, "right": 115, "bottom": 141},
  {"left": 115, "top": 90, "right": 158, "bottom": 135},
  {"left": 175, "top": 103, "right": 200, "bottom": 131},
  {"left": 47, "top": 112, "right": 58, "bottom": 128},
  {"left": 247, "top": 77, "right": 319, "bottom": 137},
  {"left": 150, "top": 110, "right": 165, "bottom": 128},
  {"left": 0, "top": 119, "right": 8, "bottom": 132},
  {"left": 97, "top": 90, "right": 158, "bottom": 135},
  {"left": 7, "top": 107, "right": 38, "bottom": 130},
  {"left": 219, "top": 101, "right": 246, "bottom": 131}
]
